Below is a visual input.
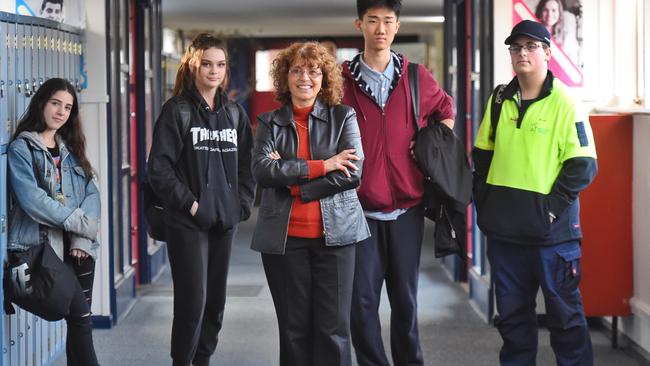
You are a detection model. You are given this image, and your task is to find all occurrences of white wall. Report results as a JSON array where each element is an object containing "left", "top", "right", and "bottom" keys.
[
  {"left": 494, "top": 0, "right": 515, "bottom": 86},
  {"left": 78, "top": 0, "right": 110, "bottom": 319},
  {"left": 629, "top": 113, "right": 650, "bottom": 354}
]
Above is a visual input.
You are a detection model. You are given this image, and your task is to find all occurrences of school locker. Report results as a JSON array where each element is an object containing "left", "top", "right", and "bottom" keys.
[
  {"left": 37, "top": 23, "right": 45, "bottom": 92},
  {"left": 0, "top": 152, "right": 7, "bottom": 366},
  {"left": 1, "top": 19, "right": 8, "bottom": 145},
  {"left": 14, "top": 22, "right": 24, "bottom": 127},
  {"left": 45, "top": 26, "right": 53, "bottom": 79},
  {"left": 64, "top": 30, "right": 71, "bottom": 82},
  {"left": 57, "top": 28, "right": 64, "bottom": 81},
  {"left": 23, "top": 21, "right": 32, "bottom": 100},
  {"left": 6, "top": 20, "right": 16, "bottom": 136}
]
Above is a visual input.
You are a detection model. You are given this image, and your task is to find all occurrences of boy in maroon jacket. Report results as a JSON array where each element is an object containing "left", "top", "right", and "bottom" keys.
[{"left": 341, "top": 1, "right": 455, "bottom": 365}]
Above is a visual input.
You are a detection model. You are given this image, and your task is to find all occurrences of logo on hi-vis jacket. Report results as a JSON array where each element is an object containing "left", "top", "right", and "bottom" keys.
[{"left": 190, "top": 127, "right": 238, "bottom": 152}]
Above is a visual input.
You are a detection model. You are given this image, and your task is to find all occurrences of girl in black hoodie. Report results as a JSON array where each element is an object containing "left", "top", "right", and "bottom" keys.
[{"left": 147, "top": 33, "right": 255, "bottom": 366}]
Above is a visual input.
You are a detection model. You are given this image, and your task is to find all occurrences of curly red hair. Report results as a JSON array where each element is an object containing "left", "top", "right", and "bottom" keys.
[{"left": 271, "top": 42, "right": 343, "bottom": 106}]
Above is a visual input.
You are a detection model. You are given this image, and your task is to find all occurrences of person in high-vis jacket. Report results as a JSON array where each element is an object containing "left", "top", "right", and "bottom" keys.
[{"left": 473, "top": 20, "right": 597, "bottom": 366}]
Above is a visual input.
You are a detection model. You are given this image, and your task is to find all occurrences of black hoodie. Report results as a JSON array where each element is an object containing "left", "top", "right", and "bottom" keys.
[{"left": 147, "top": 87, "right": 255, "bottom": 231}]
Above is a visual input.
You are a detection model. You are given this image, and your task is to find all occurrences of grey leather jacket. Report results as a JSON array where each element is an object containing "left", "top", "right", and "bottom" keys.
[{"left": 251, "top": 99, "right": 370, "bottom": 254}]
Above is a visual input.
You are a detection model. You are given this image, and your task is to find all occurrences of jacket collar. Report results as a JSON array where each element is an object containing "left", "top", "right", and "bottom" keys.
[
  {"left": 273, "top": 99, "right": 329, "bottom": 126},
  {"left": 502, "top": 70, "right": 555, "bottom": 102},
  {"left": 343, "top": 51, "right": 404, "bottom": 101},
  {"left": 18, "top": 131, "right": 69, "bottom": 157}
]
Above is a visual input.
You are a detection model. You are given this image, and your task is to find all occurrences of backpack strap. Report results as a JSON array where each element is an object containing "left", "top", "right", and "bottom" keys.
[
  {"left": 176, "top": 98, "right": 192, "bottom": 137},
  {"left": 489, "top": 84, "right": 507, "bottom": 141},
  {"left": 176, "top": 97, "right": 240, "bottom": 134},
  {"left": 225, "top": 103, "right": 240, "bottom": 130},
  {"left": 407, "top": 62, "right": 420, "bottom": 133}
]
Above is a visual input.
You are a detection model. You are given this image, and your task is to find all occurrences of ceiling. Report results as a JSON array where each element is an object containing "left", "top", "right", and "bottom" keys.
[{"left": 161, "top": 0, "right": 445, "bottom": 37}]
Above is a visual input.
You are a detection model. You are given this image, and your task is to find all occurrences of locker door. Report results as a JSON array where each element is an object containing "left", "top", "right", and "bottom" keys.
[
  {"left": 65, "top": 31, "right": 71, "bottom": 83},
  {"left": 73, "top": 33, "right": 79, "bottom": 91},
  {"left": 0, "top": 152, "right": 7, "bottom": 366},
  {"left": 15, "top": 23, "right": 24, "bottom": 123},
  {"left": 1, "top": 20, "right": 8, "bottom": 145},
  {"left": 24, "top": 311, "right": 34, "bottom": 366},
  {"left": 57, "top": 28, "right": 64, "bottom": 80},
  {"left": 51, "top": 27, "right": 57, "bottom": 80},
  {"left": 28, "top": 22, "right": 37, "bottom": 99},
  {"left": 61, "top": 30, "right": 67, "bottom": 81},
  {"left": 7, "top": 21, "right": 16, "bottom": 136},
  {"left": 23, "top": 22, "right": 32, "bottom": 101},
  {"left": 37, "top": 24, "right": 45, "bottom": 93},
  {"left": 45, "top": 27, "right": 52, "bottom": 80}
]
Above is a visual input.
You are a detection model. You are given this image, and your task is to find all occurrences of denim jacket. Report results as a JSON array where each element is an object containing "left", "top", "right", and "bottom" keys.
[
  {"left": 251, "top": 100, "right": 370, "bottom": 254},
  {"left": 7, "top": 132, "right": 100, "bottom": 260}
]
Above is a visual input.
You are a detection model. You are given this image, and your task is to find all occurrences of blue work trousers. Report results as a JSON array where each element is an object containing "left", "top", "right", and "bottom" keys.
[{"left": 487, "top": 239, "right": 593, "bottom": 366}]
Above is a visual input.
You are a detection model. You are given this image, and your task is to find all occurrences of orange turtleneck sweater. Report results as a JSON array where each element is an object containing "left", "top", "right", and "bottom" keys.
[{"left": 287, "top": 105, "right": 326, "bottom": 238}]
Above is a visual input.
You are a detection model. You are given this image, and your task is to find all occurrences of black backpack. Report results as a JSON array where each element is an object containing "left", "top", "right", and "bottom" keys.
[{"left": 143, "top": 99, "right": 240, "bottom": 241}]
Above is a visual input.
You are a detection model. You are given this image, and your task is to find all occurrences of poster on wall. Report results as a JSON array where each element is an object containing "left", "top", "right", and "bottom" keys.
[
  {"left": 15, "top": 0, "right": 85, "bottom": 29},
  {"left": 513, "top": 0, "right": 583, "bottom": 87}
]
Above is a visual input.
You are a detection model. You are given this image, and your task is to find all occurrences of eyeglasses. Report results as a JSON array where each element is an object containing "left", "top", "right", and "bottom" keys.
[
  {"left": 508, "top": 42, "right": 547, "bottom": 54},
  {"left": 289, "top": 67, "right": 323, "bottom": 79}
]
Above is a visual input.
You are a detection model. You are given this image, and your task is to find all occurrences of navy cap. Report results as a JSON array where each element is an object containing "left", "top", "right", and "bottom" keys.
[{"left": 504, "top": 20, "right": 551, "bottom": 45}]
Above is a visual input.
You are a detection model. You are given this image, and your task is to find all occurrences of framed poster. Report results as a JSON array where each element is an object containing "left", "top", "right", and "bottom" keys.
[{"left": 513, "top": 0, "right": 583, "bottom": 87}]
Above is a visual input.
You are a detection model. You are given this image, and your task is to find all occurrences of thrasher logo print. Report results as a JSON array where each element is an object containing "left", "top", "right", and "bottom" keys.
[{"left": 190, "top": 127, "right": 238, "bottom": 152}]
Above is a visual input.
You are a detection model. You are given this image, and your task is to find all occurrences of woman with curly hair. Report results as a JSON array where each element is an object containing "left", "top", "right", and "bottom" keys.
[{"left": 251, "top": 41, "right": 369, "bottom": 366}]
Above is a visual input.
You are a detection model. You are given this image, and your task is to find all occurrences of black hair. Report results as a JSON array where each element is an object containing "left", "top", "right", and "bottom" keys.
[
  {"left": 41, "top": 0, "right": 63, "bottom": 10},
  {"left": 12, "top": 78, "right": 94, "bottom": 178},
  {"left": 357, "top": 0, "right": 402, "bottom": 19}
]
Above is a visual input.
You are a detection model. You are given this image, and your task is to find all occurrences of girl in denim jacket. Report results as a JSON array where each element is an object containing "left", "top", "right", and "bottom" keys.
[{"left": 7, "top": 78, "right": 100, "bottom": 366}]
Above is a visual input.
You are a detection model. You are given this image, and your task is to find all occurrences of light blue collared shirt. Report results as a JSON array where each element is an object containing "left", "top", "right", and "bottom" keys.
[{"left": 358, "top": 54, "right": 394, "bottom": 109}]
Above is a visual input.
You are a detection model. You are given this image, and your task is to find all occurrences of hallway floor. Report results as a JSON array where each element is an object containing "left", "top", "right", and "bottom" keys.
[{"left": 57, "top": 208, "right": 648, "bottom": 365}]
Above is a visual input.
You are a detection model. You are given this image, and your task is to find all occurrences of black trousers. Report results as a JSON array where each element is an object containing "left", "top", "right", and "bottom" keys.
[
  {"left": 262, "top": 237, "right": 355, "bottom": 366},
  {"left": 351, "top": 206, "right": 425, "bottom": 366},
  {"left": 64, "top": 252, "right": 99, "bottom": 366},
  {"left": 167, "top": 226, "right": 235, "bottom": 366}
]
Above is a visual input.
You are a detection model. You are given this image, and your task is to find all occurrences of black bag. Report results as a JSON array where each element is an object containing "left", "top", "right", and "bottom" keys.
[
  {"left": 408, "top": 63, "right": 468, "bottom": 259},
  {"left": 3, "top": 143, "right": 78, "bottom": 321},
  {"left": 143, "top": 98, "right": 240, "bottom": 241},
  {"left": 142, "top": 175, "right": 167, "bottom": 241},
  {"left": 3, "top": 243, "right": 77, "bottom": 321}
]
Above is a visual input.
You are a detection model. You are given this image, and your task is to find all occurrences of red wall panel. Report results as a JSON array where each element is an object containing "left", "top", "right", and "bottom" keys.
[{"left": 580, "top": 114, "right": 633, "bottom": 316}]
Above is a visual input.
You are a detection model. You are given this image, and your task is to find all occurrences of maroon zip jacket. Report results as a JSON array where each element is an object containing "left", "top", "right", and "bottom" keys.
[{"left": 342, "top": 53, "right": 455, "bottom": 212}]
